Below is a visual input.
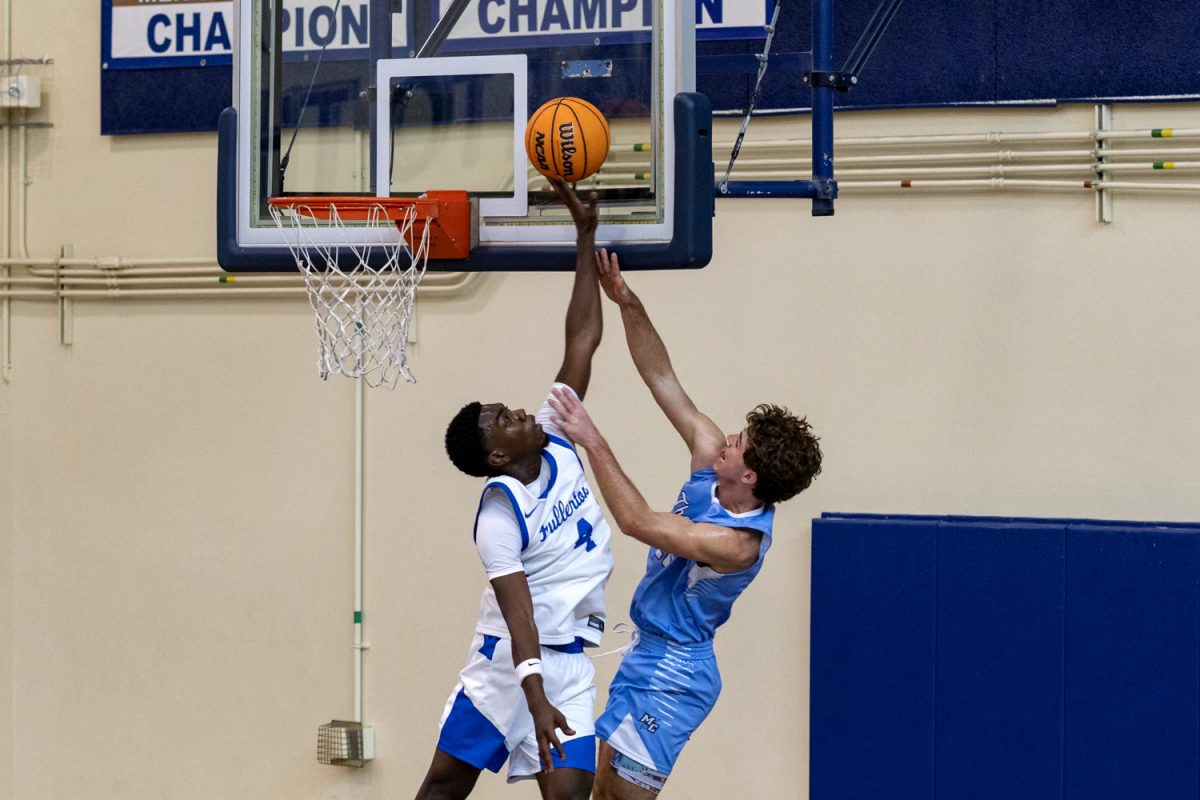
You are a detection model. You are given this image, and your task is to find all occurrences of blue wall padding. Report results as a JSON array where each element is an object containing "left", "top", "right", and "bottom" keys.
[
  {"left": 740, "top": 0, "right": 998, "bottom": 113},
  {"left": 1064, "top": 525, "right": 1200, "bottom": 800},
  {"left": 812, "top": 514, "right": 1200, "bottom": 800},
  {"left": 934, "top": 522, "right": 1064, "bottom": 800},
  {"left": 810, "top": 519, "right": 936, "bottom": 800},
  {"left": 101, "top": 66, "right": 233, "bottom": 135},
  {"left": 821, "top": 511, "right": 1200, "bottom": 530},
  {"left": 994, "top": 1, "right": 1200, "bottom": 103}
]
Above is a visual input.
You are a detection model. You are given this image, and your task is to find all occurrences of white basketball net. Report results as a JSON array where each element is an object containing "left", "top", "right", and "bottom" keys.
[{"left": 270, "top": 201, "right": 430, "bottom": 389}]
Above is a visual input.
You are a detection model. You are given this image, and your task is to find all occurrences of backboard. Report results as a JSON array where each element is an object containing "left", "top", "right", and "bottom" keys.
[{"left": 217, "top": 0, "right": 717, "bottom": 271}]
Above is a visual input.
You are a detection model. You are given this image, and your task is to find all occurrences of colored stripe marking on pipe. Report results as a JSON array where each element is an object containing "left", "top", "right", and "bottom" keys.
[
  {"left": 1152, "top": 129, "right": 1175, "bottom": 138},
  {"left": 1153, "top": 161, "right": 1176, "bottom": 170},
  {"left": 354, "top": 611, "right": 362, "bottom": 623}
]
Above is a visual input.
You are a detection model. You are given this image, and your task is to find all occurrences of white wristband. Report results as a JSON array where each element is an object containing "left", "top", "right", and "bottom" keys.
[{"left": 515, "top": 658, "right": 543, "bottom": 684}]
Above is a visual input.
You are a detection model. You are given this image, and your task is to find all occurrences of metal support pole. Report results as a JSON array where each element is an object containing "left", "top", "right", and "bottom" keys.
[
  {"left": 266, "top": 0, "right": 284, "bottom": 199},
  {"left": 811, "top": 0, "right": 836, "bottom": 216},
  {"left": 415, "top": 0, "right": 472, "bottom": 58},
  {"left": 842, "top": 0, "right": 905, "bottom": 79},
  {"left": 354, "top": 373, "right": 367, "bottom": 724},
  {"left": 367, "top": 0, "right": 393, "bottom": 195}
]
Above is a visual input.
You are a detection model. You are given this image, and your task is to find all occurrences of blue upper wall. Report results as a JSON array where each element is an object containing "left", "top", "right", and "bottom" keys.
[{"left": 103, "top": 1, "right": 1200, "bottom": 135}]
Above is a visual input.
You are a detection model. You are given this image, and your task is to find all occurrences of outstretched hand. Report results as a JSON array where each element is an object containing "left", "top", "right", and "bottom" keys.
[
  {"left": 549, "top": 177, "right": 598, "bottom": 237},
  {"left": 528, "top": 692, "right": 575, "bottom": 774},
  {"left": 595, "top": 248, "right": 633, "bottom": 304},
  {"left": 549, "top": 386, "right": 603, "bottom": 451}
]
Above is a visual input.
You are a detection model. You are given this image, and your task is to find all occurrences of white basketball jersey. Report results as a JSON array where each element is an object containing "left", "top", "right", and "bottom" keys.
[{"left": 473, "top": 387, "right": 613, "bottom": 646}]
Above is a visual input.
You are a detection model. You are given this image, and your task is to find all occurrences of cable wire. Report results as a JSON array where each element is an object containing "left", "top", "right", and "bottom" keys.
[
  {"left": 279, "top": 0, "right": 344, "bottom": 187},
  {"left": 718, "top": 0, "right": 783, "bottom": 193}
]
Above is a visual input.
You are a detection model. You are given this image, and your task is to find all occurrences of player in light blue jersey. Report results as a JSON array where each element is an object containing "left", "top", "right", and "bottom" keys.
[
  {"left": 414, "top": 180, "right": 612, "bottom": 800},
  {"left": 549, "top": 250, "right": 822, "bottom": 798}
]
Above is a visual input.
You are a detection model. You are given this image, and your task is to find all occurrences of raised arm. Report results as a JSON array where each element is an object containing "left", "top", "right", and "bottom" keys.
[
  {"left": 551, "top": 179, "right": 602, "bottom": 399},
  {"left": 595, "top": 250, "right": 724, "bottom": 472},
  {"left": 550, "top": 388, "right": 760, "bottom": 572}
]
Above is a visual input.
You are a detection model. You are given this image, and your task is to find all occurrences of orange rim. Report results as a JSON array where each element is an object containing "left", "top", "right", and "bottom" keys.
[
  {"left": 268, "top": 195, "right": 444, "bottom": 221},
  {"left": 268, "top": 192, "right": 474, "bottom": 260}
]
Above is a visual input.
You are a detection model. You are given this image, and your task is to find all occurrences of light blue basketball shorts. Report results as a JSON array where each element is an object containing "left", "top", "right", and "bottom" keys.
[
  {"left": 595, "top": 631, "right": 722, "bottom": 778},
  {"left": 437, "top": 632, "right": 597, "bottom": 782}
]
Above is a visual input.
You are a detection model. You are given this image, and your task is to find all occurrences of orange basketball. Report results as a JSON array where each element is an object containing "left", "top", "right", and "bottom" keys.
[{"left": 524, "top": 97, "right": 610, "bottom": 182}]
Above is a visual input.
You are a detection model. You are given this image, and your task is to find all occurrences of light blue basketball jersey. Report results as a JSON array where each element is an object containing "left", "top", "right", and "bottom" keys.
[{"left": 628, "top": 468, "right": 774, "bottom": 644}]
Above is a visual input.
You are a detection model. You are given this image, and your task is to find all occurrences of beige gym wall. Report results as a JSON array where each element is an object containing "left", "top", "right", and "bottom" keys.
[{"left": 4, "top": 2, "right": 1200, "bottom": 799}]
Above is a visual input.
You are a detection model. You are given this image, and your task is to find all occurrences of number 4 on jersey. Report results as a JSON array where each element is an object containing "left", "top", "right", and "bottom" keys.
[{"left": 574, "top": 519, "right": 597, "bottom": 552}]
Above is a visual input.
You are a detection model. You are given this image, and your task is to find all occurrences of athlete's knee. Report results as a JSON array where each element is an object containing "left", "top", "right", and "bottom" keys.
[
  {"left": 541, "top": 766, "right": 593, "bottom": 800},
  {"left": 590, "top": 782, "right": 618, "bottom": 800},
  {"left": 415, "top": 754, "right": 480, "bottom": 800},
  {"left": 414, "top": 780, "right": 472, "bottom": 800},
  {"left": 547, "top": 783, "right": 591, "bottom": 800},
  {"left": 592, "top": 776, "right": 651, "bottom": 800},
  {"left": 591, "top": 760, "right": 623, "bottom": 800}
]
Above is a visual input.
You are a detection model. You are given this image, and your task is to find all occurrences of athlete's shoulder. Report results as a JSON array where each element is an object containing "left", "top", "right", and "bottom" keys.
[
  {"left": 481, "top": 474, "right": 537, "bottom": 511},
  {"left": 544, "top": 432, "right": 578, "bottom": 453}
]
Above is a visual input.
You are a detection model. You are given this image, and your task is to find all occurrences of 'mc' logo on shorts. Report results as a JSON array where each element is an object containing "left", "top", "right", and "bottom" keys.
[{"left": 639, "top": 713, "right": 660, "bottom": 733}]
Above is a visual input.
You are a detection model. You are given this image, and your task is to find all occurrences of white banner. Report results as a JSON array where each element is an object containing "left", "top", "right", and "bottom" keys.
[
  {"left": 105, "top": 0, "right": 766, "bottom": 67},
  {"left": 452, "top": 0, "right": 765, "bottom": 40}
]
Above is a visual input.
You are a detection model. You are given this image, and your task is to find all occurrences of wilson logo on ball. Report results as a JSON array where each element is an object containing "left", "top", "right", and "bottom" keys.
[{"left": 525, "top": 97, "right": 610, "bottom": 182}]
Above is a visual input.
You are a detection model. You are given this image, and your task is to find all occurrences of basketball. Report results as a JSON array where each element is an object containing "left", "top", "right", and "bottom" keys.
[{"left": 524, "top": 97, "right": 610, "bottom": 183}]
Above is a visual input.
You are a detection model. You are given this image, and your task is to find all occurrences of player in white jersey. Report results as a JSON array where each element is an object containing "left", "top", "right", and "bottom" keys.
[
  {"left": 413, "top": 180, "right": 613, "bottom": 800},
  {"left": 548, "top": 250, "right": 823, "bottom": 798}
]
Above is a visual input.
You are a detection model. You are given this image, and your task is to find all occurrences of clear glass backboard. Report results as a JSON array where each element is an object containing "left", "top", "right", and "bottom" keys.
[{"left": 218, "top": 0, "right": 714, "bottom": 271}]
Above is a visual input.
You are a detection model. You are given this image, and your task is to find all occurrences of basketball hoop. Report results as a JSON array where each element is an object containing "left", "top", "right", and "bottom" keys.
[{"left": 268, "top": 192, "right": 473, "bottom": 388}]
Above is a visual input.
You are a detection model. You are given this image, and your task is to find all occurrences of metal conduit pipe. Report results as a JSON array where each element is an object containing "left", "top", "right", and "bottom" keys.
[
  {"left": 1096, "top": 161, "right": 1200, "bottom": 172},
  {"left": 8, "top": 264, "right": 476, "bottom": 287},
  {"left": 19, "top": 257, "right": 215, "bottom": 270},
  {"left": 715, "top": 127, "right": 1200, "bottom": 151},
  {"left": 2, "top": 123, "right": 9, "bottom": 383},
  {"left": 5, "top": 275, "right": 309, "bottom": 285},
  {"left": 2, "top": 290, "right": 293, "bottom": 299},
  {"left": 2, "top": 0, "right": 11, "bottom": 382},
  {"left": 837, "top": 178, "right": 1200, "bottom": 192},
  {"left": 840, "top": 178, "right": 1100, "bottom": 191},
  {"left": 18, "top": 110, "right": 28, "bottom": 260},
  {"left": 1094, "top": 181, "right": 1200, "bottom": 191},
  {"left": 1, "top": 261, "right": 479, "bottom": 291},
  {"left": 823, "top": 162, "right": 1200, "bottom": 179},
  {"left": 727, "top": 159, "right": 1200, "bottom": 181},
  {"left": 1, "top": 273, "right": 481, "bottom": 287},
  {"left": 0, "top": 271, "right": 485, "bottom": 299},
  {"left": 729, "top": 146, "right": 1200, "bottom": 166},
  {"left": 1, "top": 287, "right": 355, "bottom": 299}
]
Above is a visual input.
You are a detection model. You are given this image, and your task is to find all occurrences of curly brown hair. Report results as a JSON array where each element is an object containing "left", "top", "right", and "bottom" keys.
[{"left": 742, "top": 404, "right": 822, "bottom": 505}]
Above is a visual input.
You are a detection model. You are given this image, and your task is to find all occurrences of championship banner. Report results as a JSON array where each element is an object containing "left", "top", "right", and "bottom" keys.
[
  {"left": 102, "top": 0, "right": 769, "bottom": 70},
  {"left": 104, "top": 0, "right": 233, "bottom": 68},
  {"left": 434, "top": 0, "right": 770, "bottom": 50}
]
